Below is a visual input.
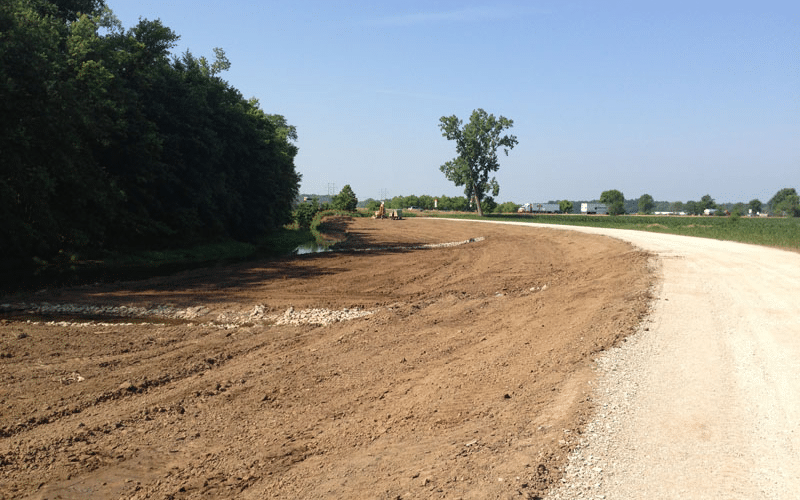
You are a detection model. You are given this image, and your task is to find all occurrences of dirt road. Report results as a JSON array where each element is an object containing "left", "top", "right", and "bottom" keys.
[
  {"left": 0, "top": 218, "right": 653, "bottom": 500},
  {"left": 446, "top": 219, "right": 800, "bottom": 499}
]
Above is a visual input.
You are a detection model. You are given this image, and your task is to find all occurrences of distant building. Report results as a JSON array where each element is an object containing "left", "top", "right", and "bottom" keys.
[
  {"left": 581, "top": 203, "right": 608, "bottom": 215},
  {"left": 519, "top": 202, "right": 560, "bottom": 213}
]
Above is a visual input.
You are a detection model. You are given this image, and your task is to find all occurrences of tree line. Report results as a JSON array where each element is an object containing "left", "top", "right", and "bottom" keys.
[
  {"left": 1, "top": 0, "right": 300, "bottom": 276},
  {"left": 310, "top": 187, "right": 799, "bottom": 218},
  {"left": 604, "top": 190, "right": 799, "bottom": 217}
]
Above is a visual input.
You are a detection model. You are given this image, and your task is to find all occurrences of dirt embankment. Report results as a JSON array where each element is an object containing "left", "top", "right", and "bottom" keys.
[{"left": 0, "top": 217, "right": 653, "bottom": 499}]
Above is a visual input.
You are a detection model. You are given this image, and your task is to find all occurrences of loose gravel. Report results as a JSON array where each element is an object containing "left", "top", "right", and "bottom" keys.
[{"left": 1, "top": 302, "right": 376, "bottom": 328}]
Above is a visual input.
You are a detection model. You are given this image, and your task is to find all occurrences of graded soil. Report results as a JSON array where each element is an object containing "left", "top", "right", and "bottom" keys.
[{"left": 0, "top": 217, "right": 653, "bottom": 499}]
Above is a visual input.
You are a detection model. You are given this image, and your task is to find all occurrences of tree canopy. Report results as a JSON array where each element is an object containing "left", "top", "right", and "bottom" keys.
[
  {"left": 1, "top": 0, "right": 301, "bottom": 277},
  {"left": 699, "top": 194, "right": 717, "bottom": 212},
  {"left": 638, "top": 194, "right": 655, "bottom": 214},
  {"left": 600, "top": 190, "right": 625, "bottom": 215},
  {"left": 769, "top": 188, "right": 800, "bottom": 217},
  {"left": 438, "top": 109, "right": 517, "bottom": 216},
  {"left": 333, "top": 185, "right": 358, "bottom": 212}
]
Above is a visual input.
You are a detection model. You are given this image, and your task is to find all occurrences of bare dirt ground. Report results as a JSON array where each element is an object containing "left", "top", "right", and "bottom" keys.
[
  {"left": 0, "top": 217, "right": 653, "bottom": 500},
  {"left": 441, "top": 220, "right": 800, "bottom": 499}
]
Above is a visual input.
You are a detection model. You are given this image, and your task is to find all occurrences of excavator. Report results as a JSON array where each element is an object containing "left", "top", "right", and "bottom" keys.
[{"left": 372, "top": 201, "right": 402, "bottom": 220}]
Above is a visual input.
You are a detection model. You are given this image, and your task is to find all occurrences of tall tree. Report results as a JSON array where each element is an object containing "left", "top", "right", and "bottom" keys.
[
  {"left": 333, "top": 184, "right": 358, "bottom": 212},
  {"left": 670, "top": 201, "right": 685, "bottom": 213},
  {"left": 438, "top": 109, "right": 517, "bottom": 216},
  {"left": 769, "top": 188, "right": 800, "bottom": 217},
  {"left": 559, "top": 200, "right": 574, "bottom": 214},
  {"left": 638, "top": 194, "right": 655, "bottom": 214},
  {"left": 600, "top": 189, "right": 625, "bottom": 215},
  {"left": 748, "top": 199, "right": 763, "bottom": 214},
  {"left": 699, "top": 194, "right": 716, "bottom": 212}
]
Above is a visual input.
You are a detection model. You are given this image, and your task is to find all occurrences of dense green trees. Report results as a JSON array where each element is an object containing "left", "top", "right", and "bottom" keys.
[
  {"left": 685, "top": 200, "right": 701, "bottom": 215},
  {"left": 1, "top": 0, "right": 300, "bottom": 275},
  {"left": 382, "top": 194, "right": 471, "bottom": 211},
  {"left": 769, "top": 188, "right": 800, "bottom": 217},
  {"left": 600, "top": 190, "right": 625, "bottom": 215},
  {"left": 294, "top": 198, "right": 319, "bottom": 229},
  {"left": 638, "top": 194, "right": 655, "bottom": 214},
  {"left": 438, "top": 109, "right": 517, "bottom": 216},
  {"left": 559, "top": 200, "right": 574, "bottom": 214},
  {"left": 333, "top": 185, "right": 358, "bottom": 212},
  {"left": 699, "top": 194, "right": 717, "bottom": 213},
  {"left": 494, "top": 201, "right": 520, "bottom": 213}
]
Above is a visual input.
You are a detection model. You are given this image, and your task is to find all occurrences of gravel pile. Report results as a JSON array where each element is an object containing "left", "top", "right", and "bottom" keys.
[
  {"left": 268, "top": 306, "right": 375, "bottom": 326},
  {"left": 2, "top": 302, "right": 375, "bottom": 328}
]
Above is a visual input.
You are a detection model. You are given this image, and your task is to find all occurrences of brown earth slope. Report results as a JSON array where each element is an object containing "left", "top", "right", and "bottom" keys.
[{"left": 0, "top": 217, "right": 653, "bottom": 499}]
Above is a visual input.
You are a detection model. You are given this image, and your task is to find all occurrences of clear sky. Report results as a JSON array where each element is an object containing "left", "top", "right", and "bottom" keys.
[{"left": 109, "top": 0, "right": 799, "bottom": 204}]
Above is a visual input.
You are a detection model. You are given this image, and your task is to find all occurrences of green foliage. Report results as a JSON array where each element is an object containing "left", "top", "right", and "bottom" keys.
[
  {"left": 638, "top": 194, "right": 655, "bottom": 214},
  {"left": 600, "top": 189, "right": 625, "bottom": 215},
  {"left": 748, "top": 199, "right": 763, "bottom": 214},
  {"left": 1, "top": 0, "right": 301, "bottom": 279},
  {"left": 559, "top": 200, "right": 574, "bottom": 214},
  {"left": 308, "top": 209, "right": 352, "bottom": 245},
  {"left": 700, "top": 194, "right": 717, "bottom": 212},
  {"left": 438, "top": 109, "right": 517, "bottom": 216},
  {"left": 332, "top": 184, "right": 358, "bottom": 212},
  {"left": 495, "top": 201, "right": 520, "bottom": 213},
  {"left": 769, "top": 188, "right": 800, "bottom": 216},
  {"left": 294, "top": 198, "right": 319, "bottom": 229},
  {"left": 383, "top": 194, "right": 470, "bottom": 212},
  {"left": 481, "top": 196, "right": 498, "bottom": 213},
  {"left": 417, "top": 195, "right": 435, "bottom": 210},
  {"left": 685, "top": 200, "right": 701, "bottom": 215},
  {"left": 431, "top": 213, "right": 800, "bottom": 249}
]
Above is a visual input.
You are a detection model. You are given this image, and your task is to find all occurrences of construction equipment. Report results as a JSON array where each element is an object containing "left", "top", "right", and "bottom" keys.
[
  {"left": 373, "top": 202, "right": 403, "bottom": 220},
  {"left": 373, "top": 201, "right": 386, "bottom": 218}
]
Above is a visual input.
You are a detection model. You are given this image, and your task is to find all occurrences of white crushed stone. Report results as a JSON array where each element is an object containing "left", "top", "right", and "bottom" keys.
[{"left": 2, "top": 302, "right": 375, "bottom": 328}]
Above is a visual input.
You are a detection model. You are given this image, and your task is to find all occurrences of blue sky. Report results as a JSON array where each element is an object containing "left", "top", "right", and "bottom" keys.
[{"left": 109, "top": 0, "right": 799, "bottom": 204}]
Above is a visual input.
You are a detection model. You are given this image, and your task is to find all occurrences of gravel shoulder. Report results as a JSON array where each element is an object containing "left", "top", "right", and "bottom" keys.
[{"left": 447, "top": 219, "right": 800, "bottom": 499}]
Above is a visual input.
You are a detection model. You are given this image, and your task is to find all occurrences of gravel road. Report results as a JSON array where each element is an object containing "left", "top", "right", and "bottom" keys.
[{"left": 443, "top": 219, "right": 800, "bottom": 499}]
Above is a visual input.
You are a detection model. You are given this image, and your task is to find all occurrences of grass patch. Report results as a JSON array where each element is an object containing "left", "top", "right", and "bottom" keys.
[
  {"left": 3, "top": 228, "right": 318, "bottom": 294},
  {"left": 426, "top": 212, "right": 800, "bottom": 249}
]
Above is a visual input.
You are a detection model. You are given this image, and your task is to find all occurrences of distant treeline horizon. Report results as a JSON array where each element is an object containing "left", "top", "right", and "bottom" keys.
[{"left": 300, "top": 193, "right": 790, "bottom": 215}]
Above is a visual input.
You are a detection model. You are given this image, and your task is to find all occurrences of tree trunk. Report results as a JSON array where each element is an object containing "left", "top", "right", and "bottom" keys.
[{"left": 474, "top": 195, "right": 483, "bottom": 216}]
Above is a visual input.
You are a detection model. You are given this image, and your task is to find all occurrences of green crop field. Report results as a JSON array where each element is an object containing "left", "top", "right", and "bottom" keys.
[{"left": 432, "top": 213, "right": 800, "bottom": 250}]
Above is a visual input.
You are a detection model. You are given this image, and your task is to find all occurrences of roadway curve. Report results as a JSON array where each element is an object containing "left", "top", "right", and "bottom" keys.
[{"left": 443, "top": 219, "right": 800, "bottom": 499}]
